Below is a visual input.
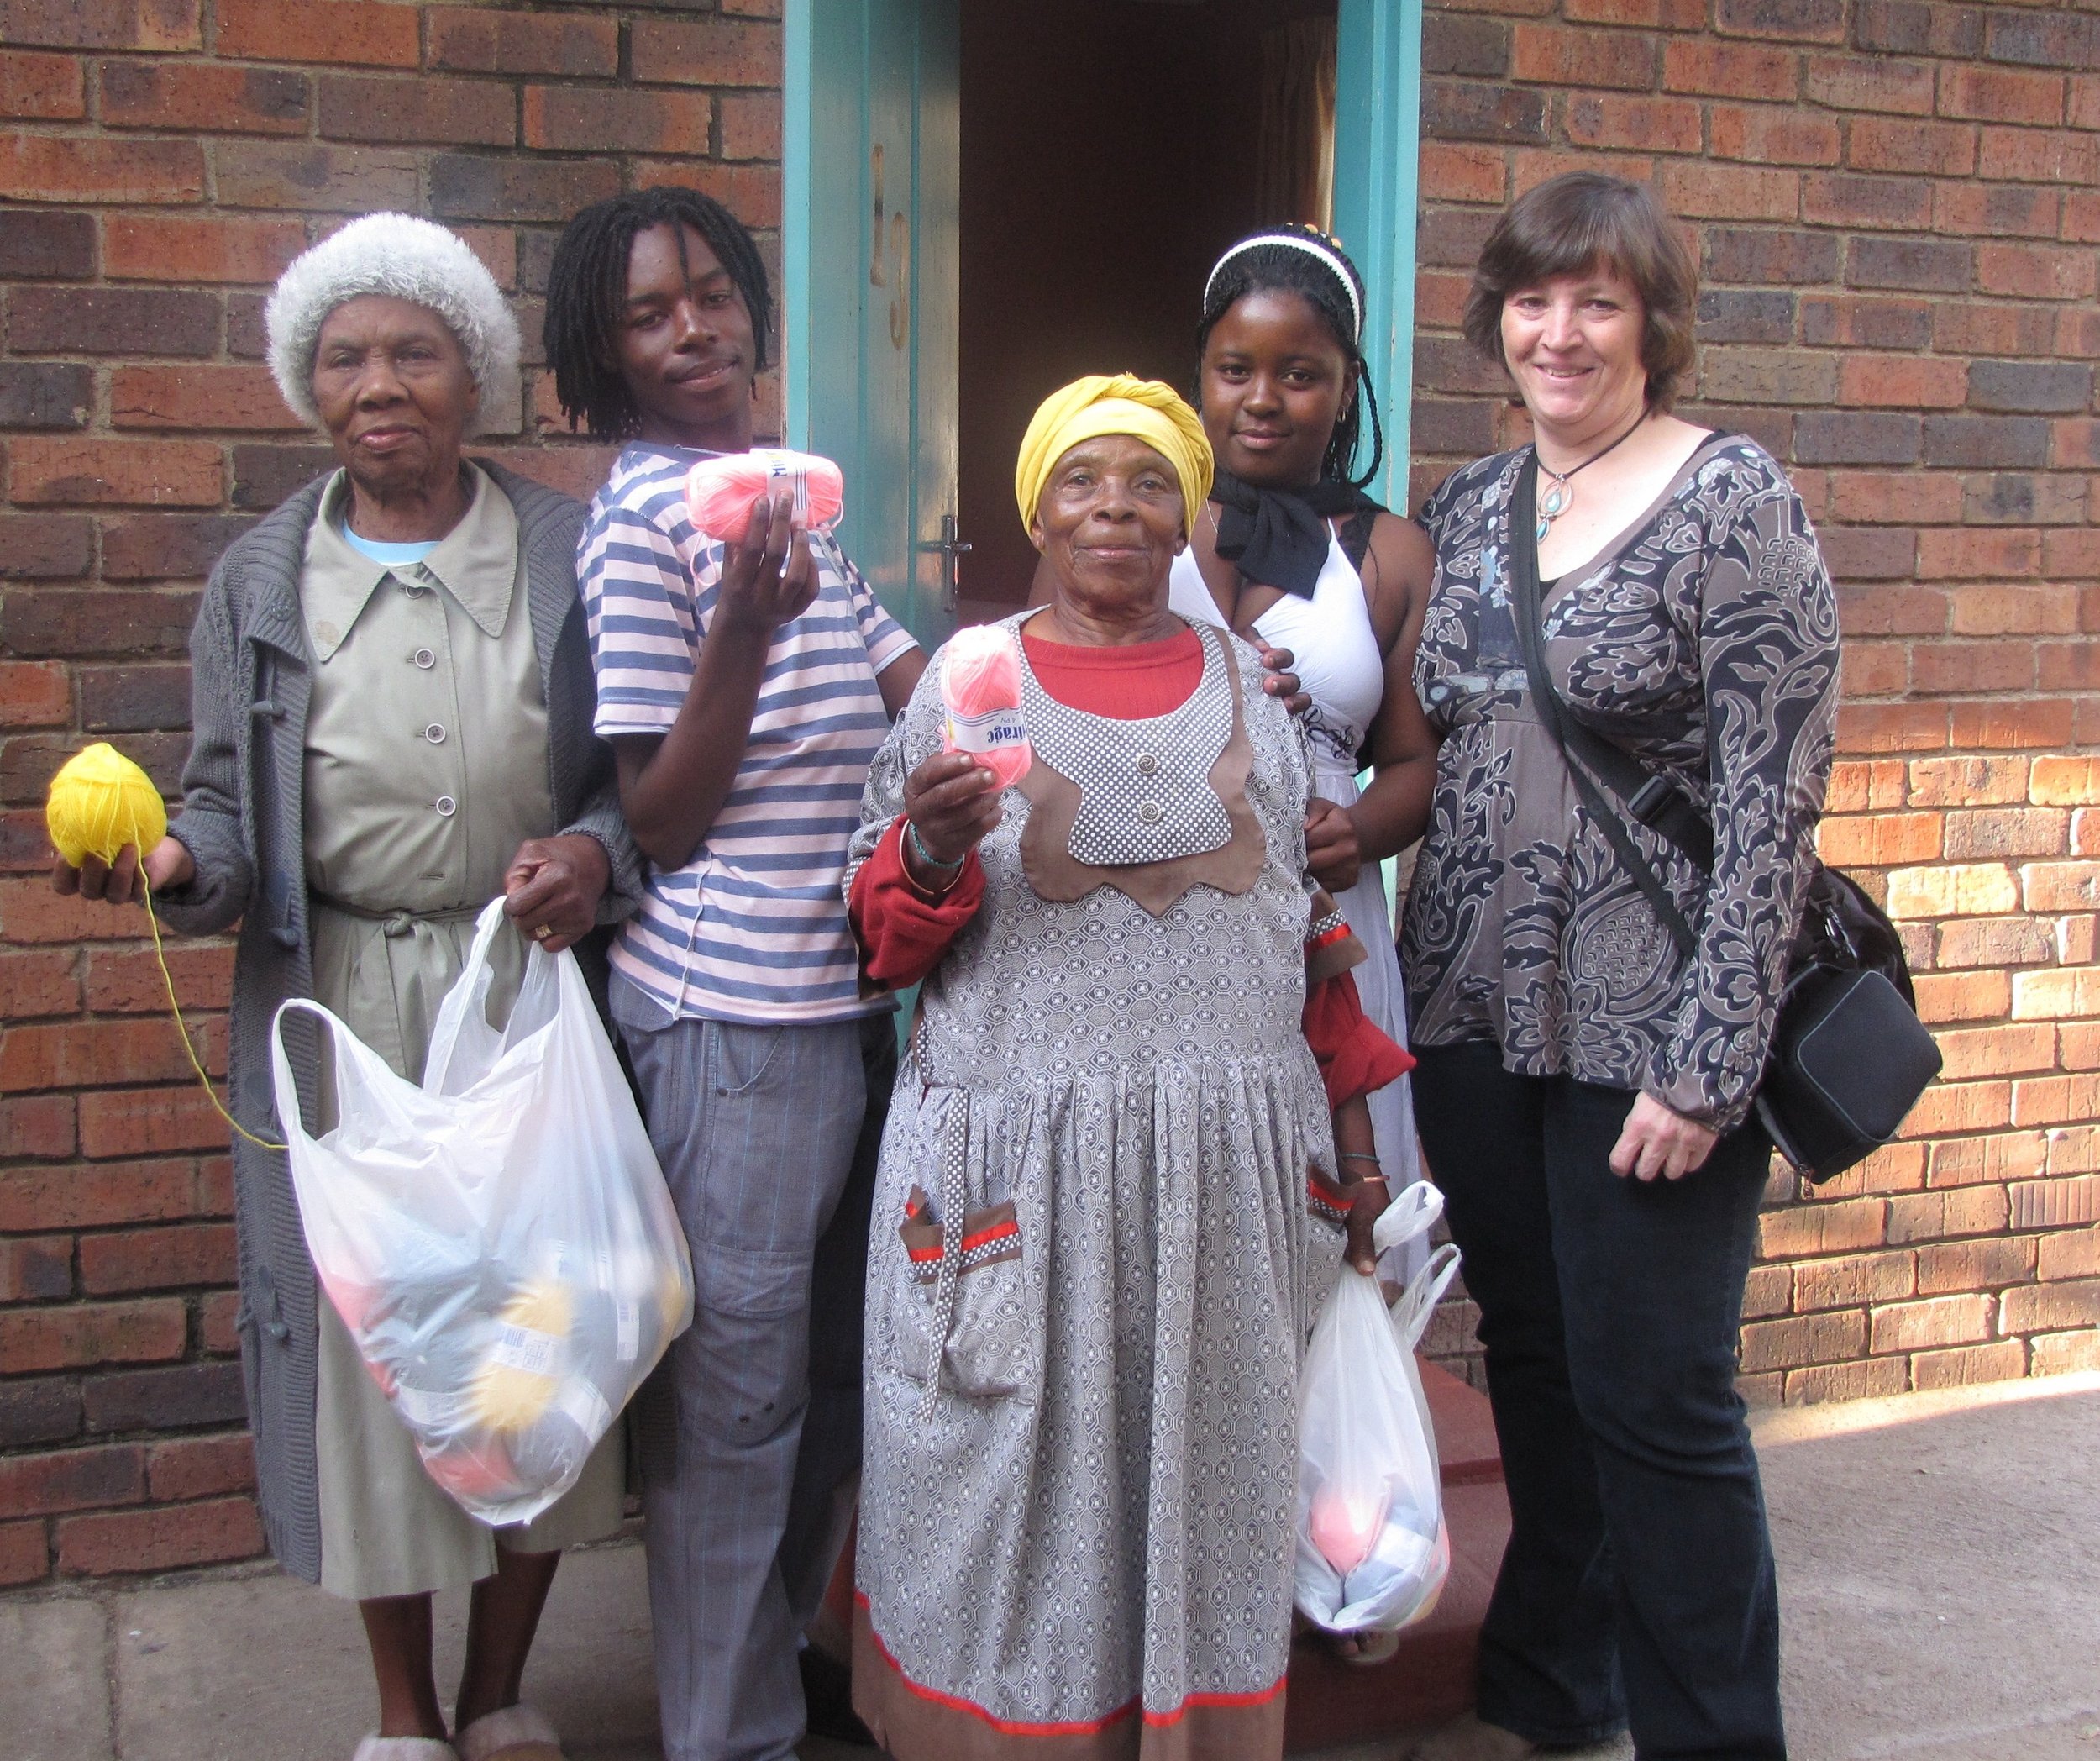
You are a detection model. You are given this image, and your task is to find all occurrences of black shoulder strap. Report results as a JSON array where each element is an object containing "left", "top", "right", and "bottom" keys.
[
  {"left": 1337, "top": 505, "right": 1378, "bottom": 574},
  {"left": 1509, "top": 454, "right": 1699, "bottom": 960}
]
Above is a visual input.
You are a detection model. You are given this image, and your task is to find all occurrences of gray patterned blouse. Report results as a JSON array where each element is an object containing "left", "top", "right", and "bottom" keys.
[{"left": 1399, "top": 434, "right": 1840, "bottom": 1133}]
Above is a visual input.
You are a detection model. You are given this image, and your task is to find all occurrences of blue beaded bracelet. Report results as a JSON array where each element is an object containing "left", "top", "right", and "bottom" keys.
[{"left": 906, "top": 819, "right": 964, "bottom": 874}]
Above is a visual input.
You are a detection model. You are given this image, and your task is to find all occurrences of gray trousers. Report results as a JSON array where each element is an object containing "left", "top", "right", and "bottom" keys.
[{"left": 617, "top": 977, "right": 888, "bottom": 1761}]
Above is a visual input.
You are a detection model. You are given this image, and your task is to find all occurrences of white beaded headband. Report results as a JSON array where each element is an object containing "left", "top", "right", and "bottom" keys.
[{"left": 1204, "top": 233, "right": 1362, "bottom": 344}]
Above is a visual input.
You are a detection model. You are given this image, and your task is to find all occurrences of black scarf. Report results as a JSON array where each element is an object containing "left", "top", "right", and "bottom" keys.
[{"left": 1211, "top": 471, "right": 1382, "bottom": 598}]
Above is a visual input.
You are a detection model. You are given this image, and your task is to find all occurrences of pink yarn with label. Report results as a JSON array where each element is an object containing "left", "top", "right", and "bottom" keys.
[
  {"left": 683, "top": 449, "right": 845, "bottom": 540},
  {"left": 940, "top": 624, "right": 1032, "bottom": 789}
]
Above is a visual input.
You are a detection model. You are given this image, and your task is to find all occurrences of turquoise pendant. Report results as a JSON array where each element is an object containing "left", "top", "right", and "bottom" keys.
[
  {"left": 1540, "top": 481, "right": 1571, "bottom": 518},
  {"left": 1536, "top": 517, "right": 1551, "bottom": 540}
]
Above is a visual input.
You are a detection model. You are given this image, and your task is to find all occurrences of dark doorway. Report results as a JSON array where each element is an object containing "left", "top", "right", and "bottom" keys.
[{"left": 955, "top": 0, "right": 1339, "bottom": 616}]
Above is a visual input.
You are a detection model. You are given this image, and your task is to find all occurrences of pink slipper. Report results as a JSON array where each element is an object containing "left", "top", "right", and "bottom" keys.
[{"left": 455, "top": 1704, "right": 565, "bottom": 1761}]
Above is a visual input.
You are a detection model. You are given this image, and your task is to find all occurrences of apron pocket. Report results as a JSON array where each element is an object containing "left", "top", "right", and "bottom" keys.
[{"left": 876, "top": 1183, "right": 1033, "bottom": 1402}]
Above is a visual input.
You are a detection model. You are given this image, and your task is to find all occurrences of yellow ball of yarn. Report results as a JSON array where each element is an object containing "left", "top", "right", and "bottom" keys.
[
  {"left": 468, "top": 1280, "right": 574, "bottom": 1433},
  {"left": 45, "top": 743, "right": 168, "bottom": 870}
]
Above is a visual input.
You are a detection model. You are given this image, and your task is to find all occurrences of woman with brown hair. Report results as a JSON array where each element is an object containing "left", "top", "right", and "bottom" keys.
[{"left": 1398, "top": 173, "right": 1838, "bottom": 1761}]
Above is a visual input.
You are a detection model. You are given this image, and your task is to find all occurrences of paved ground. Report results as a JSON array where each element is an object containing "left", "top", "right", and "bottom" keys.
[{"left": 4, "top": 1372, "right": 2096, "bottom": 1761}]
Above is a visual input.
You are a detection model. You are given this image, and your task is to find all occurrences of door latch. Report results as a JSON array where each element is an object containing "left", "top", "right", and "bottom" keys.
[{"left": 921, "top": 512, "right": 972, "bottom": 613}]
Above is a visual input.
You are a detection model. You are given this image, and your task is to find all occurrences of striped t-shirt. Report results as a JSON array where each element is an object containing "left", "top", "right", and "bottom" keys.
[{"left": 579, "top": 442, "right": 920, "bottom": 1024}]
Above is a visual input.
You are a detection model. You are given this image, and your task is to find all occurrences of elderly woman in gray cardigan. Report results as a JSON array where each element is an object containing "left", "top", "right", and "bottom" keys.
[{"left": 53, "top": 215, "right": 638, "bottom": 1761}]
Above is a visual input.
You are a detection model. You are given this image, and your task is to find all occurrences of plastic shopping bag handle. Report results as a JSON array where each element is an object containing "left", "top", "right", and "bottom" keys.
[
  {"left": 267, "top": 996, "right": 381, "bottom": 1156},
  {"left": 1390, "top": 1242, "right": 1463, "bottom": 1353},
  {"left": 422, "top": 897, "right": 554, "bottom": 1096},
  {"left": 1372, "top": 1178, "right": 1445, "bottom": 1258}
]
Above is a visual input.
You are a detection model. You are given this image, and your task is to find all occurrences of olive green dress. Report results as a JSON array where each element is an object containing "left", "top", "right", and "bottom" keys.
[{"left": 302, "top": 464, "right": 623, "bottom": 1601}]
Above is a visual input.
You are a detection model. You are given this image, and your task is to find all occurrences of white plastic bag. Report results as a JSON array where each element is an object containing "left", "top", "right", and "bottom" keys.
[
  {"left": 1294, "top": 1180, "right": 1464, "bottom": 1633},
  {"left": 270, "top": 900, "right": 694, "bottom": 1527}
]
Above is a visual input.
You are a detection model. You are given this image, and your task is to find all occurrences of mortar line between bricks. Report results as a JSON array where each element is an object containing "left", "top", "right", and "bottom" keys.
[{"left": 100, "top": 1586, "right": 121, "bottom": 1761}]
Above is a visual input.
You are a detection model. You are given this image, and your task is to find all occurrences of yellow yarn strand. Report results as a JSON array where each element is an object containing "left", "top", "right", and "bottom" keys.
[
  {"left": 141, "top": 873, "right": 287, "bottom": 1153},
  {"left": 47, "top": 744, "right": 287, "bottom": 1154}
]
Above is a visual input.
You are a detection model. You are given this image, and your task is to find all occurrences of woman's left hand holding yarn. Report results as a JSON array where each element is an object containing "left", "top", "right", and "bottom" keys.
[
  {"left": 52, "top": 835, "right": 194, "bottom": 907},
  {"left": 501, "top": 834, "right": 611, "bottom": 954}
]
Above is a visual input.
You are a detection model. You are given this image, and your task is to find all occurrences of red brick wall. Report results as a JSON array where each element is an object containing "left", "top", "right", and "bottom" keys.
[
  {"left": 3, "top": 0, "right": 2098, "bottom": 1589},
  {"left": 1410, "top": 0, "right": 2100, "bottom": 1402},
  {"left": 0, "top": 0, "right": 780, "bottom": 1587}
]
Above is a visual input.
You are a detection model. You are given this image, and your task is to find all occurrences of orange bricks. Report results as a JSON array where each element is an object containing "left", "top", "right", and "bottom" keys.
[
  {"left": 213, "top": 0, "right": 417, "bottom": 68},
  {"left": 103, "top": 214, "right": 307, "bottom": 284}
]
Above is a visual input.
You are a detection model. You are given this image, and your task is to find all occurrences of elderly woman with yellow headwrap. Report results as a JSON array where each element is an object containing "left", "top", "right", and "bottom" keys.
[{"left": 838, "top": 376, "right": 1410, "bottom": 1761}]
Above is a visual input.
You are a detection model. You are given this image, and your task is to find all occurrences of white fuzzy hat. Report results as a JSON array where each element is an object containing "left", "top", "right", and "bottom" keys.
[{"left": 265, "top": 213, "right": 522, "bottom": 435}]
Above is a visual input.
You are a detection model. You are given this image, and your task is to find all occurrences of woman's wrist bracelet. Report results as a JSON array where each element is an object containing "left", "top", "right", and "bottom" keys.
[
  {"left": 906, "top": 819, "right": 965, "bottom": 875},
  {"left": 1340, "top": 1151, "right": 1383, "bottom": 1169}
]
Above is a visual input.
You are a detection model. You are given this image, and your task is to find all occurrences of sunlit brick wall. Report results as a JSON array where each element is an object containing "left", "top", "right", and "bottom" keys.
[{"left": 1409, "top": 0, "right": 2100, "bottom": 1403}]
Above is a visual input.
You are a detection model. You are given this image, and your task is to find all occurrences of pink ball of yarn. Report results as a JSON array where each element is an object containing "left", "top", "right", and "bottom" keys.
[
  {"left": 941, "top": 625, "right": 1032, "bottom": 789},
  {"left": 1309, "top": 1483, "right": 1390, "bottom": 1577},
  {"left": 683, "top": 449, "right": 845, "bottom": 540}
]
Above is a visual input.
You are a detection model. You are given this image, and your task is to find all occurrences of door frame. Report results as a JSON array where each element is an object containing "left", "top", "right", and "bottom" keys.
[
  {"left": 780, "top": 0, "right": 816, "bottom": 453},
  {"left": 780, "top": 0, "right": 959, "bottom": 643},
  {"left": 1333, "top": 0, "right": 1425, "bottom": 513},
  {"left": 783, "top": 0, "right": 1424, "bottom": 512}
]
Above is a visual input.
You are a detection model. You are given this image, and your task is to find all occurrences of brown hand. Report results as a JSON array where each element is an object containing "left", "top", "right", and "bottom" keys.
[
  {"left": 1249, "top": 637, "right": 1310, "bottom": 716},
  {"left": 53, "top": 834, "right": 193, "bottom": 907},
  {"left": 1305, "top": 797, "right": 1362, "bottom": 895},
  {"left": 902, "top": 750, "right": 1003, "bottom": 875},
  {"left": 1344, "top": 1172, "right": 1389, "bottom": 1275},
  {"left": 716, "top": 493, "right": 821, "bottom": 638},
  {"left": 501, "top": 833, "right": 612, "bottom": 954}
]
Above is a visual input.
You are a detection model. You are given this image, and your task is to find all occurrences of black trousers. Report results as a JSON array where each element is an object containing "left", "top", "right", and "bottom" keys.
[{"left": 1412, "top": 1043, "right": 1785, "bottom": 1761}]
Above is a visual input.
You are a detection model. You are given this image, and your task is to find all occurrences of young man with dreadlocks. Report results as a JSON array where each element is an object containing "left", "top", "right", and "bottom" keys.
[
  {"left": 544, "top": 187, "right": 925, "bottom": 1761},
  {"left": 1173, "top": 229, "right": 1441, "bottom": 1664}
]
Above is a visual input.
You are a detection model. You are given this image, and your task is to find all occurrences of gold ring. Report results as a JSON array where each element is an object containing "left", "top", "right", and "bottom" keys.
[{"left": 533, "top": 923, "right": 552, "bottom": 941}]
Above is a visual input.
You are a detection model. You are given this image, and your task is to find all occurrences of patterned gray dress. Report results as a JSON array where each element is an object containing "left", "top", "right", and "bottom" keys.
[
  {"left": 1401, "top": 434, "right": 1840, "bottom": 1133},
  {"left": 845, "top": 613, "right": 1333, "bottom": 1761}
]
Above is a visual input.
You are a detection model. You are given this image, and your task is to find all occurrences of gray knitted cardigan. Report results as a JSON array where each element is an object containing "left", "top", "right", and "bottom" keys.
[{"left": 153, "top": 462, "right": 641, "bottom": 1584}]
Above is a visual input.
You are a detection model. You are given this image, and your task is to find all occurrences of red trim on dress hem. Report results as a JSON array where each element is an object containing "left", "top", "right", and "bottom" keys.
[
  {"left": 855, "top": 1593, "right": 1284, "bottom": 1736},
  {"left": 1138, "top": 1677, "right": 1289, "bottom": 1727}
]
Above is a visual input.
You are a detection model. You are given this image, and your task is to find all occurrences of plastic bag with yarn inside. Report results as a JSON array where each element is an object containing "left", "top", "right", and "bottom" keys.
[
  {"left": 1295, "top": 1180, "right": 1462, "bottom": 1634},
  {"left": 270, "top": 900, "right": 694, "bottom": 1527},
  {"left": 683, "top": 449, "right": 844, "bottom": 540}
]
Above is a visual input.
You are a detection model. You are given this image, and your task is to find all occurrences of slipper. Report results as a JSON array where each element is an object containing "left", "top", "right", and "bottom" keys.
[
  {"left": 1333, "top": 1627, "right": 1403, "bottom": 1668},
  {"left": 352, "top": 1739, "right": 459, "bottom": 1761},
  {"left": 455, "top": 1704, "right": 565, "bottom": 1761}
]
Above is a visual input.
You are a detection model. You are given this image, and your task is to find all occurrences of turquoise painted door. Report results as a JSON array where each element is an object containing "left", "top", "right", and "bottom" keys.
[
  {"left": 784, "top": 0, "right": 961, "bottom": 647},
  {"left": 1333, "top": 0, "right": 1425, "bottom": 513}
]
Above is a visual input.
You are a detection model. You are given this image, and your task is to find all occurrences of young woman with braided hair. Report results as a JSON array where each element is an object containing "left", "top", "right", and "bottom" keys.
[{"left": 1174, "top": 231, "right": 1440, "bottom": 1475}]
